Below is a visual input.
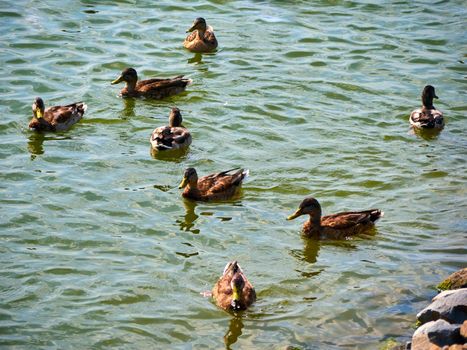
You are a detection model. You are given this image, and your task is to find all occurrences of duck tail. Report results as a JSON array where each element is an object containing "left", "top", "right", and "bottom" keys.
[
  {"left": 241, "top": 169, "right": 250, "bottom": 181},
  {"left": 79, "top": 102, "right": 88, "bottom": 113},
  {"left": 173, "top": 75, "right": 193, "bottom": 86},
  {"left": 370, "top": 209, "right": 384, "bottom": 222}
]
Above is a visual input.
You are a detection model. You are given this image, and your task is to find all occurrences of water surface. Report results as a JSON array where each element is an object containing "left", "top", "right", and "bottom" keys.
[{"left": 1, "top": 0, "right": 466, "bottom": 349}]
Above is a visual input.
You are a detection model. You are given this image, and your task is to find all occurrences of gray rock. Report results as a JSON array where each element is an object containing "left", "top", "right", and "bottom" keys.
[
  {"left": 412, "top": 319, "right": 463, "bottom": 348},
  {"left": 417, "top": 288, "right": 467, "bottom": 325}
]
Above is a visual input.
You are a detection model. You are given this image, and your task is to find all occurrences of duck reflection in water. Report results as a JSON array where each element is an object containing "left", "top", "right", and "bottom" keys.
[
  {"left": 300, "top": 237, "right": 321, "bottom": 264},
  {"left": 187, "top": 52, "right": 203, "bottom": 65},
  {"left": 150, "top": 145, "right": 189, "bottom": 161},
  {"left": 27, "top": 133, "right": 72, "bottom": 159},
  {"left": 411, "top": 126, "right": 442, "bottom": 141},
  {"left": 224, "top": 316, "right": 244, "bottom": 350},
  {"left": 27, "top": 132, "right": 45, "bottom": 157},
  {"left": 177, "top": 198, "right": 200, "bottom": 234},
  {"left": 121, "top": 97, "right": 136, "bottom": 119}
]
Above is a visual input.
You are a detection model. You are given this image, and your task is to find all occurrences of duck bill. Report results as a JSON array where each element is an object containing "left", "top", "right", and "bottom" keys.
[
  {"left": 35, "top": 109, "right": 43, "bottom": 119},
  {"left": 287, "top": 209, "right": 302, "bottom": 221},
  {"left": 111, "top": 75, "right": 124, "bottom": 85},
  {"left": 230, "top": 288, "right": 241, "bottom": 310},
  {"left": 178, "top": 177, "right": 189, "bottom": 189},
  {"left": 186, "top": 24, "right": 197, "bottom": 33},
  {"left": 434, "top": 94, "right": 439, "bottom": 99}
]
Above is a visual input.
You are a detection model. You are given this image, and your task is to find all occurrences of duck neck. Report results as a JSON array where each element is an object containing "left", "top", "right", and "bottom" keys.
[
  {"left": 185, "top": 181, "right": 200, "bottom": 195},
  {"left": 197, "top": 28, "right": 206, "bottom": 40},
  {"left": 308, "top": 213, "right": 321, "bottom": 231},
  {"left": 422, "top": 94, "right": 434, "bottom": 109},
  {"left": 126, "top": 79, "right": 137, "bottom": 93}
]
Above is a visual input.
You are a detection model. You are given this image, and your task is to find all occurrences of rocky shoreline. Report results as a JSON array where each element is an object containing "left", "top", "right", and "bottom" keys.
[{"left": 390, "top": 268, "right": 467, "bottom": 350}]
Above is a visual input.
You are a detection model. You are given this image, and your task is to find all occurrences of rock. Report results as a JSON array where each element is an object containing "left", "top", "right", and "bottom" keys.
[
  {"left": 460, "top": 320, "right": 467, "bottom": 338},
  {"left": 412, "top": 321, "right": 436, "bottom": 349},
  {"left": 443, "top": 345, "right": 467, "bottom": 349},
  {"left": 412, "top": 319, "right": 463, "bottom": 349},
  {"left": 417, "top": 289, "right": 467, "bottom": 325},
  {"left": 438, "top": 268, "right": 467, "bottom": 291}
]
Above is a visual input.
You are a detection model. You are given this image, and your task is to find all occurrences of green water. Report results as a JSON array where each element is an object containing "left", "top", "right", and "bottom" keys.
[{"left": 1, "top": 1, "right": 466, "bottom": 349}]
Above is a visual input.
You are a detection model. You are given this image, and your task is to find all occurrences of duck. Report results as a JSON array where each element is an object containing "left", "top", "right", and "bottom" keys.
[
  {"left": 410, "top": 85, "right": 444, "bottom": 129},
  {"left": 149, "top": 107, "right": 192, "bottom": 151},
  {"left": 183, "top": 17, "right": 218, "bottom": 53},
  {"left": 178, "top": 167, "right": 248, "bottom": 201},
  {"left": 28, "top": 97, "right": 87, "bottom": 132},
  {"left": 212, "top": 261, "right": 256, "bottom": 311},
  {"left": 111, "top": 68, "right": 192, "bottom": 99},
  {"left": 287, "top": 197, "right": 383, "bottom": 239}
]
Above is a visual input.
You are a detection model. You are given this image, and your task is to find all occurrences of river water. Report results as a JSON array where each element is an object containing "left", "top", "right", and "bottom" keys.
[{"left": 1, "top": 1, "right": 466, "bottom": 349}]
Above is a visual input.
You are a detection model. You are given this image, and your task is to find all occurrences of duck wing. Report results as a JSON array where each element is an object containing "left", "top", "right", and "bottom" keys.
[
  {"left": 150, "top": 126, "right": 191, "bottom": 149},
  {"left": 185, "top": 31, "right": 198, "bottom": 43},
  {"left": 206, "top": 169, "right": 247, "bottom": 194},
  {"left": 137, "top": 76, "right": 191, "bottom": 92},
  {"left": 321, "top": 209, "right": 382, "bottom": 229},
  {"left": 45, "top": 102, "right": 86, "bottom": 124},
  {"left": 204, "top": 27, "right": 218, "bottom": 47}
]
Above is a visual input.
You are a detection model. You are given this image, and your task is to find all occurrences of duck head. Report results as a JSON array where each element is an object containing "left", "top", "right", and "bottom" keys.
[
  {"left": 179, "top": 167, "right": 198, "bottom": 189},
  {"left": 32, "top": 97, "right": 45, "bottom": 119},
  {"left": 111, "top": 68, "right": 138, "bottom": 89},
  {"left": 223, "top": 261, "right": 246, "bottom": 311},
  {"left": 421, "top": 85, "right": 438, "bottom": 108},
  {"left": 287, "top": 197, "right": 322, "bottom": 222},
  {"left": 187, "top": 17, "right": 207, "bottom": 33},
  {"left": 169, "top": 107, "right": 183, "bottom": 127}
]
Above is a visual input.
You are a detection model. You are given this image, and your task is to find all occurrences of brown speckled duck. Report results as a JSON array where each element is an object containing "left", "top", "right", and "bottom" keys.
[
  {"left": 178, "top": 167, "right": 248, "bottom": 201},
  {"left": 111, "top": 68, "right": 192, "bottom": 99},
  {"left": 149, "top": 107, "right": 192, "bottom": 151},
  {"left": 28, "top": 97, "right": 87, "bottom": 132},
  {"left": 212, "top": 261, "right": 256, "bottom": 311},
  {"left": 410, "top": 85, "right": 444, "bottom": 129},
  {"left": 287, "top": 197, "right": 383, "bottom": 239},
  {"left": 183, "top": 17, "right": 218, "bottom": 53}
]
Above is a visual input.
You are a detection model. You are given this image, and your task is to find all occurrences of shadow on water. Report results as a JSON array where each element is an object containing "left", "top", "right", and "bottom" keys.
[
  {"left": 224, "top": 316, "right": 244, "bottom": 350},
  {"left": 177, "top": 198, "right": 200, "bottom": 234}
]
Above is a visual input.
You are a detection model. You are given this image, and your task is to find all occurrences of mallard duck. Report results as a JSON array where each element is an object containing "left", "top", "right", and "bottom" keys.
[
  {"left": 212, "top": 261, "right": 256, "bottom": 311},
  {"left": 183, "top": 17, "right": 218, "bottom": 53},
  {"left": 111, "top": 68, "right": 192, "bottom": 98},
  {"left": 178, "top": 167, "right": 248, "bottom": 201},
  {"left": 28, "top": 97, "right": 87, "bottom": 132},
  {"left": 149, "top": 107, "right": 192, "bottom": 151},
  {"left": 410, "top": 85, "right": 444, "bottom": 129},
  {"left": 287, "top": 197, "right": 383, "bottom": 239}
]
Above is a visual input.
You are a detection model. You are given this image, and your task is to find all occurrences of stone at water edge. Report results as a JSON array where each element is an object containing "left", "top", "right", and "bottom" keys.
[
  {"left": 438, "top": 268, "right": 467, "bottom": 291},
  {"left": 416, "top": 288, "right": 467, "bottom": 325},
  {"left": 411, "top": 319, "right": 464, "bottom": 349},
  {"left": 460, "top": 320, "right": 467, "bottom": 338}
]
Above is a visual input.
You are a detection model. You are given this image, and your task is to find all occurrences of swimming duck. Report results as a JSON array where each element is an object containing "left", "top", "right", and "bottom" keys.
[
  {"left": 212, "top": 261, "right": 256, "bottom": 311},
  {"left": 28, "top": 97, "right": 87, "bottom": 132},
  {"left": 183, "top": 17, "right": 218, "bottom": 53},
  {"left": 178, "top": 167, "right": 248, "bottom": 201},
  {"left": 149, "top": 107, "right": 192, "bottom": 151},
  {"left": 410, "top": 85, "right": 444, "bottom": 129},
  {"left": 111, "top": 68, "right": 192, "bottom": 99},
  {"left": 287, "top": 197, "right": 383, "bottom": 239}
]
